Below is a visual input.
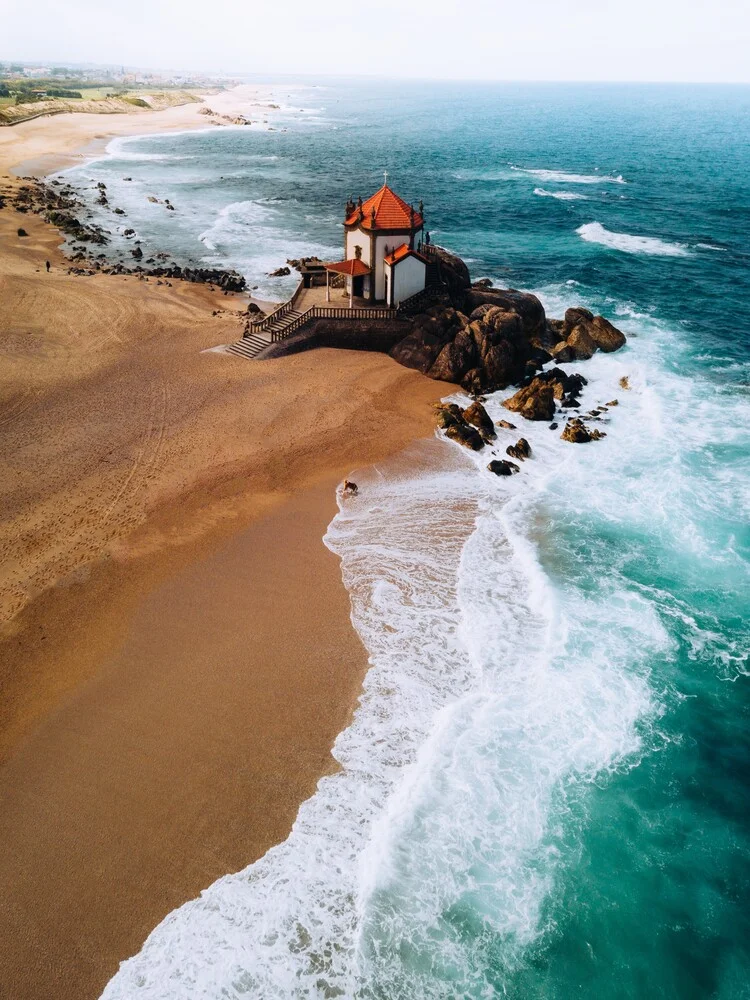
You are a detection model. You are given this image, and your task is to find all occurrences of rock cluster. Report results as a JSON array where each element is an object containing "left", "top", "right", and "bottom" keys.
[{"left": 389, "top": 252, "right": 626, "bottom": 394}]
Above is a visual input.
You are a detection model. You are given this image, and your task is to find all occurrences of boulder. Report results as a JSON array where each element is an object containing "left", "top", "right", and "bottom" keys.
[
  {"left": 550, "top": 341, "right": 575, "bottom": 363},
  {"left": 487, "top": 459, "right": 520, "bottom": 476},
  {"left": 480, "top": 340, "right": 517, "bottom": 389},
  {"left": 503, "top": 381, "right": 556, "bottom": 422},
  {"left": 445, "top": 422, "right": 484, "bottom": 450},
  {"left": 497, "top": 419, "right": 516, "bottom": 430},
  {"left": 434, "top": 402, "right": 465, "bottom": 429},
  {"left": 431, "top": 246, "right": 471, "bottom": 297},
  {"left": 567, "top": 325, "right": 598, "bottom": 360},
  {"left": 429, "top": 331, "right": 477, "bottom": 382},
  {"left": 564, "top": 306, "right": 594, "bottom": 330},
  {"left": 269, "top": 266, "right": 291, "bottom": 277},
  {"left": 464, "top": 288, "right": 546, "bottom": 340},
  {"left": 390, "top": 328, "right": 449, "bottom": 372},
  {"left": 561, "top": 418, "right": 607, "bottom": 443},
  {"left": 506, "top": 437, "right": 531, "bottom": 461},
  {"left": 463, "top": 400, "right": 495, "bottom": 439},
  {"left": 589, "top": 315, "right": 627, "bottom": 352},
  {"left": 17, "top": 228, "right": 28, "bottom": 237}
]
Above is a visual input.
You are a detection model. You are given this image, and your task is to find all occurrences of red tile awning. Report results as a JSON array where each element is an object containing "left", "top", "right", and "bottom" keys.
[
  {"left": 324, "top": 258, "right": 371, "bottom": 276},
  {"left": 383, "top": 243, "right": 427, "bottom": 267}
]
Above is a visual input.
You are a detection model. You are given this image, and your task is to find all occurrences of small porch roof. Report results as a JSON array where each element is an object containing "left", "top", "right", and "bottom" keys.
[{"left": 324, "top": 258, "right": 371, "bottom": 277}]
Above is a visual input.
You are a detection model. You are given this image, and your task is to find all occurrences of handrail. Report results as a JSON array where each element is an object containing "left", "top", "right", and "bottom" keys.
[{"left": 269, "top": 304, "right": 407, "bottom": 342}]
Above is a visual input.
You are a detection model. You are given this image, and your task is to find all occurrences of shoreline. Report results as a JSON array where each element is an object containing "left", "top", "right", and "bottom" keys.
[{"left": 0, "top": 95, "right": 446, "bottom": 999}]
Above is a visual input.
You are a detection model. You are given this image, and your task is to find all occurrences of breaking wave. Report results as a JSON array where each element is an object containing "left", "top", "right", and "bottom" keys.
[
  {"left": 534, "top": 187, "right": 588, "bottom": 201},
  {"left": 514, "top": 167, "right": 626, "bottom": 184},
  {"left": 576, "top": 222, "right": 692, "bottom": 256}
]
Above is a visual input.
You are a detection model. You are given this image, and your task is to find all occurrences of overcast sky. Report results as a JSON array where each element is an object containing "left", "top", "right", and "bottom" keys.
[{"left": 3, "top": 0, "right": 749, "bottom": 82}]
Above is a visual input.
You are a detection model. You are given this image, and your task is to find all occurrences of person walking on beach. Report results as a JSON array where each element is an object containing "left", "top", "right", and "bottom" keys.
[{"left": 45, "top": 260, "right": 50, "bottom": 273}]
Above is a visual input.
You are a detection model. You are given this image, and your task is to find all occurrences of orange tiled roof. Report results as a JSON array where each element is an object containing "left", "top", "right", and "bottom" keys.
[
  {"left": 345, "top": 185, "right": 423, "bottom": 231},
  {"left": 384, "top": 243, "right": 427, "bottom": 267},
  {"left": 324, "top": 258, "right": 371, "bottom": 276}
]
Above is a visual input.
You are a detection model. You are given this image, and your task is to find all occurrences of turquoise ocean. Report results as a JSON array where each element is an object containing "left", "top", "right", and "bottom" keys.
[{"left": 63, "top": 80, "right": 750, "bottom": 999}]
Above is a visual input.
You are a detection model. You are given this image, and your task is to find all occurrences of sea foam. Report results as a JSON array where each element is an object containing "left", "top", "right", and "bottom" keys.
[
  {"left": 534, "top": 187, "right": 588, "bottom": 201},
  {"left": 102, "top": 293, "right": 710, "bottom": 998},
  {"left": 514, "top": 167, "right": 626, "bottom": 185},
  {"left": 576, "top": 221, "right": 692, "bottom": 256}
]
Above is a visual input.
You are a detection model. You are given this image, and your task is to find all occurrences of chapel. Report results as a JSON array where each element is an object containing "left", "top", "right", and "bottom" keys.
[{"left": 324, "top": 180, "right": 428, "bottom": 307}]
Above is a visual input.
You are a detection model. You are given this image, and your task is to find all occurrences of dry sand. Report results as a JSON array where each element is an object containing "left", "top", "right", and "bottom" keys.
[{"left": 0, "top": 95, "right": 446, "bottom": 999}]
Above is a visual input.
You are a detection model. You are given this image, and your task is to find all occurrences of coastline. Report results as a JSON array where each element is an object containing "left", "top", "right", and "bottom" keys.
[
  {"left": 0, "top": 83, "right": 286, "bottom": 177},
  {"left": 0, "top": 95, "right": 446, "bottom": 999}
]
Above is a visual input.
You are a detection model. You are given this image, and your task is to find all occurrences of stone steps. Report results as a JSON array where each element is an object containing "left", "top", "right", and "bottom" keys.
[{"left": 225, "top": 333, "right": 271, "bottom": 359}]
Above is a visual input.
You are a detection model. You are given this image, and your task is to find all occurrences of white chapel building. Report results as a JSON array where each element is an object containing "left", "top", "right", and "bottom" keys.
[{"left": 324, "top": 181, "right": 428, "bottom": 307}]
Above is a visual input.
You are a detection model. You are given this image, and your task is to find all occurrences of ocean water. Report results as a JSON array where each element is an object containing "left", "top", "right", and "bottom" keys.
[{"left": 77, "top": 81, "right": 750, "bottom": 999}]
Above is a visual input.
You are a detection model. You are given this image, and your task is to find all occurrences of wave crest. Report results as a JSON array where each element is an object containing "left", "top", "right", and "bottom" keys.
[
  {"left": 534, "top": 187, "right": 588, "bottom": 201},
  {"left": 577, "top": 222, "right": 692, "bottom": 257}
]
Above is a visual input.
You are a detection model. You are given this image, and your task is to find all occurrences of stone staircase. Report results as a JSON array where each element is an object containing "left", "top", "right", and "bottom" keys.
[{"left": 224, "top": 329, "right": 272, "bottom": 359}]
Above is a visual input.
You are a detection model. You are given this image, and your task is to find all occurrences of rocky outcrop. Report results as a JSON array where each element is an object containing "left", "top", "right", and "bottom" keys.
[
  {"left": 463, "top": 400, "right": 495, "bottom": 440},
  {"left": 501, "top": 368, "right": 588, "bottom": 423},
  {"left": 506, "top": 438, "right": 531, "bottom": 461},
  {"left": 487, "top": 459, "right": 520, "bottom": 476},
  {"left": 269, "top": 266, "right": 291, "bottom": 277},
  {"left": 430, "top": 246, "right": 471, "bottom": 302},
  {"left": 566, "top": 325, "right": 597, "bottom": 360},
  {"left": 560, "top": 417, "right": 607, "bottom": 443},
  {"left": 389, "top": 257, "right": 625, "bottom": 394},
  {"left": 445, "top": 421, "right": 484, "bottom": 450},
  {"left": 502, "top": 382, "right": 555, "bottom": 421}
]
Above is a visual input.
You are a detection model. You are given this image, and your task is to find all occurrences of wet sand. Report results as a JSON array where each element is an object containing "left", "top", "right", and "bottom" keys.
[{"left": 0, "top": 97, "right": 445, "bottom": 998}]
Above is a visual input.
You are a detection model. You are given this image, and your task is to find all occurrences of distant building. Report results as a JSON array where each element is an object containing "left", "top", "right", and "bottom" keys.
[{"left": 324, "top": 180, "right": 427, "bottom": 307}]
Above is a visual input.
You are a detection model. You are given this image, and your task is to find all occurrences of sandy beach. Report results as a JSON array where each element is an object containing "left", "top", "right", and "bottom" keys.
[{"left": 0, "top": 91, "right": 444, "bottom": 999}]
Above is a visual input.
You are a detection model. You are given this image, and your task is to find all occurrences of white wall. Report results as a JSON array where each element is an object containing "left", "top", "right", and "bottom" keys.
[
  {"left": 345, "top": 228, "right": 371, "bottom": 265},
  {"left": 388, "top": 254, "right": 426, "bottom": 306},
  {"left": 345, "top": 225, "right": 424, "bottom": 300}
]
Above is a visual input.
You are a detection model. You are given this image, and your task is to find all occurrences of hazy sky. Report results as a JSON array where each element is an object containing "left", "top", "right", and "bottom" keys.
[{"left": 3, "top": 0, "right": 749, "bottom": 82}]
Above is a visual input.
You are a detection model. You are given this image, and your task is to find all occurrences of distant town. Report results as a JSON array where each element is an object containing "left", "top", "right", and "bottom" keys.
[{"left": 0, "top": 60, "right": 238, "bottom": 105}]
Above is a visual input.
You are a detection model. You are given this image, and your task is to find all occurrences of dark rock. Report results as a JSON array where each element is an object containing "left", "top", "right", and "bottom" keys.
[
  {"left": 131, "top": 246, "right": 143, "bottom": 259},
  {"left": 431, "top": 246, "right": 471, "bottom": 299},
  {"left": 564, "top": 306, "right": 594, "bottom": 330},
  {"left": 497, "top": 419, "right": 517, "bottom": 430},
  {"left": 464, "top": 288, "right": 546, "bottom": 341},
  {"left": 549, "top": 422, "right": 558, "bottom": 430},
  {"left": 445, "top": 422, "right": 485, "bottom": 450},
  {"left": 550, "top": 340, "right": 575, "bottom": 363},
  {"left": 487, "top": 459, "right": 520, "bottom": 476},
  {"left": 506, "top": 437, "right": 531, "bottom": 460},
  {"left": 589, "top": 316, "right": 627, "bottom": 352},
  {"left": 561, "top": 417, "right": 607, "bottom": 443},
  {"left": 269, "top": 266, "right": 291, "bottom": 277},
  {"left": 434, "top": 402, "right": 465, "bottom": 429},
  {"left": 17, "top": 228, "right": 28, "bottom": 236},
  {"left": 429, "top": 332, "right": 477, "bottom": 382},
  {"left": 113, "top": 208, "right": 125, "bottom": 215},
  {"left": 567, "top": 325, "right": 598, "bottom": 360},
  {"left": 606, "top": 399, "right": 619, "bottom": 406},
  {"left": 463, "top": 400, "right": 495, "bottom": 439},
  {"left": 472, "top": 277, "right": 493, "bottom": 288},
  {"left": 502, "top": 380, "right": 556, "bottom": 422}
]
